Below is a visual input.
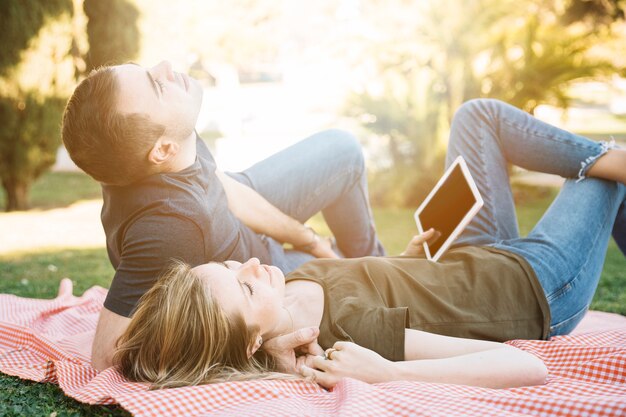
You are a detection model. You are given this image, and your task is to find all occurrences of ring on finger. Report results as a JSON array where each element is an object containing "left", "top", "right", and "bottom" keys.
[{"left": 325, "top": 348, "right": 337, "bottom": 360}]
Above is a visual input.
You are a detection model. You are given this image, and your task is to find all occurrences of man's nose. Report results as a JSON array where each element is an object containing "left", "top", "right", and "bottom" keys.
[{"left": 154, "top": 60, "right": 175, "bottom": 81}]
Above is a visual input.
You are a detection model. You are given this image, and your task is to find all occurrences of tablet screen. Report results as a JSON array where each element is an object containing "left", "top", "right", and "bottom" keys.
[{"left": 418, "top": 163, "right": 477, "bottom": 255}]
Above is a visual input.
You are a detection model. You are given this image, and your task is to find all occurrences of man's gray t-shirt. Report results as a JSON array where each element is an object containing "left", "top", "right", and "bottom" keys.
[{"left": 101, "top": 136, "right": 271, "bottom": 317}]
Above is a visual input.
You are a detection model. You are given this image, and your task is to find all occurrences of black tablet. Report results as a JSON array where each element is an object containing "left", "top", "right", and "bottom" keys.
[{"left": 413, "top": 156, "right": 484, "bottom": 261}]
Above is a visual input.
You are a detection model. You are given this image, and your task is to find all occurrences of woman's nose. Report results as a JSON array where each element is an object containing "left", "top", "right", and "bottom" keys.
[
  {"left": 243, "top": 258, "right": 260, "bottom": 267},
  {"left": 240, "top": 257, "right": 260, "bottom": 271}
]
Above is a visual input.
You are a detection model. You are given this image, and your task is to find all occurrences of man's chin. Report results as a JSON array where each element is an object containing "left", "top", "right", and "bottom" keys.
[{"left": 190, "top": 77, "right": 203, "bottom": 96}]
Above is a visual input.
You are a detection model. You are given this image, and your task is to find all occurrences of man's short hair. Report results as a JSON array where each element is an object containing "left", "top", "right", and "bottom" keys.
[{"left": 62, "top": 67, "right": 166, "bottom": 186}]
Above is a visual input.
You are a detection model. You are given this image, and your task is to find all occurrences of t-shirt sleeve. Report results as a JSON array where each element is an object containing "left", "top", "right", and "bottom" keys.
[{"left": 104, "top": 215, "right": 206, "bottom": 317}]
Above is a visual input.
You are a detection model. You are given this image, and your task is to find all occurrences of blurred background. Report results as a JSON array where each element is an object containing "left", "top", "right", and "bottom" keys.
[
  {"left": 3, "top": 0, "right": 626, "bottom": 213},
  {"left": 0, "top": 2, "right": 625, "bottom": 414}
]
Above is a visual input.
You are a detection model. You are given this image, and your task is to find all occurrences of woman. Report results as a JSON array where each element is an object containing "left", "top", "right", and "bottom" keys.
[{"left": 114, "top": 99, "right": 626, "bottom": 390}]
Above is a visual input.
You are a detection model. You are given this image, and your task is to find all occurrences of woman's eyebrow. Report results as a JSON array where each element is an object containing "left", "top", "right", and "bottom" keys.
[{"left": 237, "top": 281, "right": 249, "bottom": 296}]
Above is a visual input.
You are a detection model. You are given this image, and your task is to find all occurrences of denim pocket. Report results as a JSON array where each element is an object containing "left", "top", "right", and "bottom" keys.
[{"left": 549, "top": 303, "right": 588, "bottom": 337}]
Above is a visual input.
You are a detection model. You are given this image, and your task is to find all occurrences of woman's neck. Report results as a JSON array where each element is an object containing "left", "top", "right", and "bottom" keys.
[{"left": 265, "top": 280, "right": 324, "bottom": 339}]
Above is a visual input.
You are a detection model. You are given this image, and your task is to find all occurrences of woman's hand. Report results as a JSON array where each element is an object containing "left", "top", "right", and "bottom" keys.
[
  {"left": 261, "top": 327, "right": 325, "bottom": 374},
  {"left": 299, "top": 342, "right": 395, "bottom": 389},
  {"left": 401, "top": 228, "right": 441, "bottom": 257}
]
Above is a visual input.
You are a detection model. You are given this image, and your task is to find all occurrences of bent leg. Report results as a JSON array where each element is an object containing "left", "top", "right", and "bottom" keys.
[
  {"left": 228, "top": 129, "right": 385, "bottom": 258},
  {"left": 448, "top": 99, "right": 615, "bottom": 247},
  {"left": 494, "top": 178, "right": 625, "bottom": 336},
  {"left": 613, "top": 201, "right": 626, "bottom": 255}
]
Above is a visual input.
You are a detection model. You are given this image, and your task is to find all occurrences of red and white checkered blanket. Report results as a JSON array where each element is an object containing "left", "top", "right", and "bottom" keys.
[{"left": 1, "top": 284, "right": 625, "bottom": 417}]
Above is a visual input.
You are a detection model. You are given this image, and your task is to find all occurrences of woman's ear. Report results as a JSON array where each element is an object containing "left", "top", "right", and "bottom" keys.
[
  {"left": 247, "top": 334, "right": 263, "bottom": 358},
  {"left": 148, "top": 137, "right": 180, "bottom": 166}
]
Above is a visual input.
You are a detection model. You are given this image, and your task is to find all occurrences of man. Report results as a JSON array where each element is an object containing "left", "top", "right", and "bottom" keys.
[{"left": 61, "top": 60, "right": 385, "bottom": 371}]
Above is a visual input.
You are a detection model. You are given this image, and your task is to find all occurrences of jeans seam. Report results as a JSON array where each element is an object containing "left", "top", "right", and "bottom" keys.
[
  {"left": 477, "top": 114, "right": 501, "bottom": 240},
  {"left": 500, "top": 117, "right": 598, "bottom": 152}
]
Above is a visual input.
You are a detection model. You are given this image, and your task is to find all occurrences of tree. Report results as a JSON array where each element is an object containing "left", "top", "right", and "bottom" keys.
[
  {"left": 83, "top": 0, "right": 140, "bottom": 71},
  {"left": 480, "top": 1, "right": 617, "bottom": 113},
  {"left": 0, "top": 0, "right": 75, "bottom": 211},
  {"left": 345, "top": 0, "right": 624, "bottom": 207},
  {"left": 0, "top": 96, "right": 67, "bottom": 211},
  {"left": 562, "top": 0, "right": 625, "bottom": 26}
]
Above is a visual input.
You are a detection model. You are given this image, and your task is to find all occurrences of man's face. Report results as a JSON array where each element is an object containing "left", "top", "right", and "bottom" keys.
[{"left": 113, "top": 60, "right": 203, "bottom": 142}]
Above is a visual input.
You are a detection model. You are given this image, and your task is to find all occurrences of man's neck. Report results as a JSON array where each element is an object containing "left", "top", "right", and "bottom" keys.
[{"left": 162, "top": 132, "right": 197, "bottom": 173}]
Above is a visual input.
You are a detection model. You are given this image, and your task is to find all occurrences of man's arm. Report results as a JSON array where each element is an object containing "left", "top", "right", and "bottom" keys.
[
  {"left": 91, "top": 307, "right": 130, "bottom": 371},
  {"left": 216, "top": 170, "right": 337, "bottom": 258},
  {"left": 92, "top": 216, "right": 206, "bottom": 370}
]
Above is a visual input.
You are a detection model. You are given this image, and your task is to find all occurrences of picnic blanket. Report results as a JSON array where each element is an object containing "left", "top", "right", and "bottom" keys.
[{"left": 1, "top": 281, "right": 625, "bottom": 417}]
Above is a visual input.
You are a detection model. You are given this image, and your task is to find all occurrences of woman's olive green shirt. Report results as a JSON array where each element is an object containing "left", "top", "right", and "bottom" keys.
[{"left": 285, "top": 246, "right": 550, "bottom": 361}]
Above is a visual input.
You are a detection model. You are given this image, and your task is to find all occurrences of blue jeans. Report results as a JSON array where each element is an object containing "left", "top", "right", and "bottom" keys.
[
  {"left": 228, "top": 129, "right": 386, "bottom": 272},
  {"left": 446, "top": 99, "right": 625, "bottom": 338}
]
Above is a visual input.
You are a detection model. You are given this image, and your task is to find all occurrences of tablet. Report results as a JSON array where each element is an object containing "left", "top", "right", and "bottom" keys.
[{"left": 413, "top": 156, "right": 483, "bottom": 261}]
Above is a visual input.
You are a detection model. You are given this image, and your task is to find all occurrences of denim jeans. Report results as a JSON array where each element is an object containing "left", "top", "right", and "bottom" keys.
[
  {"left": 446, "top": 99, "right": 625, "bottom": 338},
  {"left": 228, "top": 129, "right": 385, "bottom": 273}
]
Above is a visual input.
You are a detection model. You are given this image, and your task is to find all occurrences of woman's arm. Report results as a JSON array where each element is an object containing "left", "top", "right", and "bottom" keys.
[{"left": 300, "top": 329, "right": 547, "bottom": 389}]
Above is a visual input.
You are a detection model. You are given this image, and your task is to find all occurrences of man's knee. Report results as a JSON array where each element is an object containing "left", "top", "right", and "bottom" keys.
[{"left": 315, "top": 129, "right": 364, "bottom": 168}]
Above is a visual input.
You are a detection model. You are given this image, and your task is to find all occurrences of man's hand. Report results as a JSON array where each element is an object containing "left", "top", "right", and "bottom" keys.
[
  {"left": 216, "top": 170, "right": 338, "bottom": 257},
  {"left": 261, "top": 327, "right": 324, "bottom": 373},
  {"left": 401, "top": 228, "right": 441, "bottom": 257},
  {"left": 294, "top": 227, "right": 339, "bottom": 259},
  {"left": 299, "top": 342, "right": 395, "bottom": 389},
  {"left": 309, "top": 235, "right": 339, "bottom": 259}
]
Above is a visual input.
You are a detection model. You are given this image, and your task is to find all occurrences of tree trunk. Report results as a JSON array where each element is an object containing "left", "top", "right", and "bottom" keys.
[{"left": 2, "top": 178, "right": 30, "bottom": 212}]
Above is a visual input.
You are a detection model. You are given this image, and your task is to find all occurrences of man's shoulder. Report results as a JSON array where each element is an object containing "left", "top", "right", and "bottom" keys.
[
  {"left": 125, "top": 213, "right": 204, "bottom": 241},
  {"left": 101, "top": 165, "right": 225, "bottom": 228}
]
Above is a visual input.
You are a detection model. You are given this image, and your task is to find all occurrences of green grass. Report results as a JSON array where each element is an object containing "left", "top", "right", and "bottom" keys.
[
  {"left": 0, "top": 248, "right": 114, "bottom": 298},
  {"left": 0, "top": 249, "right": 128, "bottom": 417},
  {"left": 0, "top": 375, "right": 128, "bottom": 417},
  {"left": 0, "top": 175, "right": 624, "bottom": 416},
  {"left": 0, "top": 171, "right": 101, "bottom": 211}
]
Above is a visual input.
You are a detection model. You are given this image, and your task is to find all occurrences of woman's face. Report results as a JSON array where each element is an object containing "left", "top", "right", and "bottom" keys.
[{"left": 192, "top": 258, "right": 285, "bottom": 337}]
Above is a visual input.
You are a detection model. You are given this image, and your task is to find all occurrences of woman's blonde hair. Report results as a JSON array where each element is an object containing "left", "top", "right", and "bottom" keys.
[{"left": 114, "top": 260, "right": 285, "bottom": 389}]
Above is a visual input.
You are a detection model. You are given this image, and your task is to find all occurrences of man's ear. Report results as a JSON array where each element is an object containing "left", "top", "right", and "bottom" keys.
[
  {"left": 247, "top": 333, "right": 263, "bottom": 358},
  {"left": 148, "top": 137, "right": 180, "bottom": 166}
]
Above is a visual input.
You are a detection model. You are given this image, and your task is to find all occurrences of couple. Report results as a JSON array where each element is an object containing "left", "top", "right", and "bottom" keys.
[{"left": 62, "top": 61, "right": 626, "bottom": 390}]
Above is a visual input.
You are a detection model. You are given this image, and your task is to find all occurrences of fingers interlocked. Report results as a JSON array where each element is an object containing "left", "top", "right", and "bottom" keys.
[{"left": 324, "top": 348, "right": 337, "bottom": 360}]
